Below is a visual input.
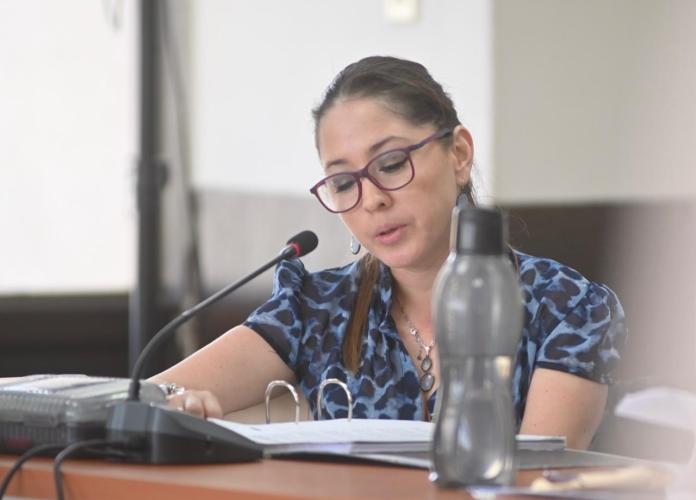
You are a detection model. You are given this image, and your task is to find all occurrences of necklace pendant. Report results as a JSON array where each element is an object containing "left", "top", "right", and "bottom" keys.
[
  {"left": 420, "top": 372, "right": 435, "bottom": 392},
  {"left": 394, "top": 295, "right": 436, "bottom": 393},
  {"left": 419, "top": 353, "right": 434, "bottom": 392}
]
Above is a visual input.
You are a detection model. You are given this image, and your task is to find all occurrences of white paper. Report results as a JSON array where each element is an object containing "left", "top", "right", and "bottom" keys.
[
  {"left": 210, "top": 418, "right": 432, "bottom": 450},
  {"left": 615, "top": 386, "right": 696, "bottom": 495},
  {"left": 615, "top": 387, "right": 696, "bottom": 432},
  {"left": 209, "top": 418, "right": 565, "bottom": 454}
]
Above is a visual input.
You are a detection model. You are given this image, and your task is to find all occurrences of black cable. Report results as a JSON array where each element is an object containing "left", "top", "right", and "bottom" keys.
[
  {"left": 53, "top": 439, "right": 123, "bottom": 500},
  {"left": 0, "top": 443, "right": 63, "bottom": 499}
]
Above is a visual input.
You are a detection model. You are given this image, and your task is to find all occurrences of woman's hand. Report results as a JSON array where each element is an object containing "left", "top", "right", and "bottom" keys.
[
  {"left": 150, "top": 326, "right": 296, "bottom": 416},
  {"left": 166, "top": 389, "right": 224, "bottom": 419}
]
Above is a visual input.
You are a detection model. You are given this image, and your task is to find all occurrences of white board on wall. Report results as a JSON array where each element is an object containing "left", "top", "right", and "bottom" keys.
[{"left": 0, "top": 0, "right": 137, "bottom": 293}]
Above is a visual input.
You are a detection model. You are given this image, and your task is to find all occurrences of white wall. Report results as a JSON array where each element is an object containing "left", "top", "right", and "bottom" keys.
[
  {"left": 493, "top": 0, "right": 696, "bottom": 203},
  {"left": 4, "top": 0, "right": 696, "bottom": 294},
  {"left": 0, "top": 0, "right": 136, "bottom": 293},
  {"left": 0, "top": 0, "right": 492, "bottom": 295},
  {"left": 191, "top": 0, "right": 494, "bottom": 199}
]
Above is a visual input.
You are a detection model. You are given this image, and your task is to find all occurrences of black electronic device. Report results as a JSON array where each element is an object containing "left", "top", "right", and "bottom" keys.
[{"left": 0, "top": 374, "right": 165, "bottom": 454}]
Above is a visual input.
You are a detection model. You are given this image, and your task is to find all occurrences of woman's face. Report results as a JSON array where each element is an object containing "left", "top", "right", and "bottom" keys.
[{"left": 316, "top": 97, "right": 473, "bottom": 273}]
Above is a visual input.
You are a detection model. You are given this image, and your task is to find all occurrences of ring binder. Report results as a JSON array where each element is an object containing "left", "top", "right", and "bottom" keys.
[
  {"left": 264, "top": 380, "right": 300, "bottom": 424},
  {"left": 263, "top": 378, "right": 353, "bottom": 423},
  {"left": 316, "top": 378, "right": 352, "bottom": 421}
]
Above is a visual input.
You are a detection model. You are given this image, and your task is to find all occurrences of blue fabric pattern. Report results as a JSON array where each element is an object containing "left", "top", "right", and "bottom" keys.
[{"left": 244, "top": 251, "right": 626, "bottom": 425}]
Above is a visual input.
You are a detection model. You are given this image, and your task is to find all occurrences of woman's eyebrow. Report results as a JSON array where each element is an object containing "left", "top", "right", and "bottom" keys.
[{"left": 325, "top": 135, "right": 406, "bottom": 171}]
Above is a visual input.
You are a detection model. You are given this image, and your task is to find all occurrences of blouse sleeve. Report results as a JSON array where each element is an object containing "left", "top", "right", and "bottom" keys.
[
  {"left": 243, "top": 258, "right": 307, "bottom": 371},
  {"left": 534, "top": 278, "right": 627, "bottom": 385}
]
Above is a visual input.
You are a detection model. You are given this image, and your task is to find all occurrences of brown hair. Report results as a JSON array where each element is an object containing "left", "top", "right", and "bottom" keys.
[{"left": 312, "top": 56, "right": 475, "bottom": 372}]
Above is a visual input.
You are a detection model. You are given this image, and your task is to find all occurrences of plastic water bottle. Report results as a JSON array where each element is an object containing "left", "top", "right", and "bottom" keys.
[{"left": 430, "top": 203, "right": 523, "bottom": 487}]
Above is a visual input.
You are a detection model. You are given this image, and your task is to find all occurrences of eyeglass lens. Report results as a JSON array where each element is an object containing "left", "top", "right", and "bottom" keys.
[{"left": 317, "top": 149, "right": 412, "bottom": 212}]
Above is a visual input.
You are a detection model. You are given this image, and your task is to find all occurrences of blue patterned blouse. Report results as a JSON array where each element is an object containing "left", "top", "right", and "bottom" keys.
[{"left": 244, "top": 251, "right": 626, "bottom": 425}]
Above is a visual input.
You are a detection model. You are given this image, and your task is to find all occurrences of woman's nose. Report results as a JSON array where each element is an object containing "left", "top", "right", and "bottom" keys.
[{"left": 360, "top": 177, "right": 391, "bottom": 211}]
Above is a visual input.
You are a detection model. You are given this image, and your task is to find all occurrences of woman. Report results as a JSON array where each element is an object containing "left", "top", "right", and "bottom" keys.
[{"left": 152, "top": 56, "right": 626, "bottom": 449}]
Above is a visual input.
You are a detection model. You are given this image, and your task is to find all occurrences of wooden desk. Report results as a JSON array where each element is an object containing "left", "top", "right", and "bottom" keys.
[{"left": 1, "top": 455, "right": 545, "bottom": 500}]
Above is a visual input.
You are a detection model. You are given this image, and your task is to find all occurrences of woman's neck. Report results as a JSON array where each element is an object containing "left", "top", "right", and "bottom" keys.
[{"left": 390, "top": 266, "right": 440, "bottom": 333}]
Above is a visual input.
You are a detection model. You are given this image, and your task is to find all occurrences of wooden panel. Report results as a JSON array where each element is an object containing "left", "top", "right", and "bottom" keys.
[
  {"left": 0, "top": 454, "right": 545, "bottom": 500},
  {"left": 0, "top": 295, "right": 177, "bottom": 378}
]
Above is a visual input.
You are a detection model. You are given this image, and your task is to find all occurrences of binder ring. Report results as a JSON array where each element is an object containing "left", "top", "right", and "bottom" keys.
[
  {"left": 316, "top": 378, "right": 352, "bottom": 421},
  {"left": 264, "top": 380, "right": 300, "bottom": 424}
]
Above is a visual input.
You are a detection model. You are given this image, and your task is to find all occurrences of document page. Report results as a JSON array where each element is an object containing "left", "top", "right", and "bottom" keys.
[
  {"left": 209, "top": 418, "right": 564, "bottom": 454},
  {"left": 210, "top": 418, "right": 432, "bottom": 453}
]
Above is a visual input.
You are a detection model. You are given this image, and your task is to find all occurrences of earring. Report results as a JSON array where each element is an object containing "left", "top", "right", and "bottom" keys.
[
  {"left": 456, "top": 188, "right": 472, "bottom": 209},
  {"left": 350, "top": 235, "right": 361, "bottom": 255}
]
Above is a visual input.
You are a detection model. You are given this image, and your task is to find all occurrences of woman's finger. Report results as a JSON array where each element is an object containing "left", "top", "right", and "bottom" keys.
[
  {"left": 166, "top": 393, "right": 186, "bottom": 411},
  {"left": 200, "top": 391, "right": 224, "bottom": 419},
  {"left": 166, "top": 390, "right": 224, "bottom": 419},
  {"left": 182, "top": 393, "right": 205, "bottom": 417}
]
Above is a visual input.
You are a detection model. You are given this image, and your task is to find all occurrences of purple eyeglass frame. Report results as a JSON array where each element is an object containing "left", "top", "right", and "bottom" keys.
[{"left": 310, "top": 128, "right": 454, "bottom": 214}]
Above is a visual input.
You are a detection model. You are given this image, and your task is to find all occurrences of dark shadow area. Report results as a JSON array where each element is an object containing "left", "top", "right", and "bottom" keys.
[{"left": 0, "top": 295, "right": 177, "bottom": 378}]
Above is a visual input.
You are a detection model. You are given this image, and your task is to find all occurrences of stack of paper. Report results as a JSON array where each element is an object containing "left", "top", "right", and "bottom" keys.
[{"left": 210, "top": 418, "right": 565, "bottom": 457}]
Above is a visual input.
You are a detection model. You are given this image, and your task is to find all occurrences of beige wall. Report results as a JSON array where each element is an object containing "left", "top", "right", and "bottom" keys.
[
  {"left": 161, "top": 0, "right": 494, "bottom": 296},
  {"left": 491, "top": 0, "right": 696, "bottom": 458},
  {"left": 7, "top": 1, "right": 696, "bottom": 293},
  {"left": 492, "top": 0, "right": 696, "bottom": 203}
]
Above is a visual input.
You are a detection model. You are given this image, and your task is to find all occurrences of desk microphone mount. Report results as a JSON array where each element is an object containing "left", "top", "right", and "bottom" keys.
[{"left": 105, "top": 230, "right": 318, "bottom": 463}]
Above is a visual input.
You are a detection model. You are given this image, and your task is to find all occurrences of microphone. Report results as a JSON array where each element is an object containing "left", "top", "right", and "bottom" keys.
[
  {"left": 105, "top": 230, "right": 318, "bottom": 464},
  {"left": 279, "top": 229, "right": 319, "bottom": 260}
]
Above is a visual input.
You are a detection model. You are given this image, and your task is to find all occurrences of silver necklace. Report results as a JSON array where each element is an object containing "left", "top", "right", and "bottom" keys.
[{"left": 394, "top": 295, "right": 436, "bottom": 393}]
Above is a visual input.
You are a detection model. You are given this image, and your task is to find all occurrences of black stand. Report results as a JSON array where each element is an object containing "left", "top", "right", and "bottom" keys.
[{"left": 129, "top": 0, "right": 167, "bottom": 375}]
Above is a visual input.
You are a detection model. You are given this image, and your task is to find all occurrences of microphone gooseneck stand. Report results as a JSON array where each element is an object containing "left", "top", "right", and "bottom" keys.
[{"left": 105, "top": 230, "right": 319, "bottom": 464}]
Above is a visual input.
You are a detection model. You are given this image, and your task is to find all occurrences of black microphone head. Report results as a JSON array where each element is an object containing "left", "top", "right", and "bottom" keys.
[{"left": 286, "top": 230, "right": 319, "bottom": 257}]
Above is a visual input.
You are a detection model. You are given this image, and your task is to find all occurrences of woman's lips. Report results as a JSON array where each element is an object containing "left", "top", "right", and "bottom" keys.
[{"left": 375, "top": 224, "right": 406, "bottom": 245}]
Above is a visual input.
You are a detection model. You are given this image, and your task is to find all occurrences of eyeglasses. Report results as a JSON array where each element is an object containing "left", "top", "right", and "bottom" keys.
[{"left": 310, "top": 128, "right": 453, "bottom": 213}]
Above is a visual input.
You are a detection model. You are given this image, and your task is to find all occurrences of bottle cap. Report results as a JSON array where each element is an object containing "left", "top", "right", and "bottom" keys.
[{"left": 454, "top": 207, "right": 506, "bottom": 255}]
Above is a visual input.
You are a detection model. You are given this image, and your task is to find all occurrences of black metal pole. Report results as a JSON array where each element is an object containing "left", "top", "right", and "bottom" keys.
[{"left": 129, "top": 0, "right": 165, "bottom": 374}]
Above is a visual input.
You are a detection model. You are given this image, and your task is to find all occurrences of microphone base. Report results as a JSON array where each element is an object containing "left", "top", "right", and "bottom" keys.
[{"left": 105, "top": 401, "right": 263, "bottom": 464}]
